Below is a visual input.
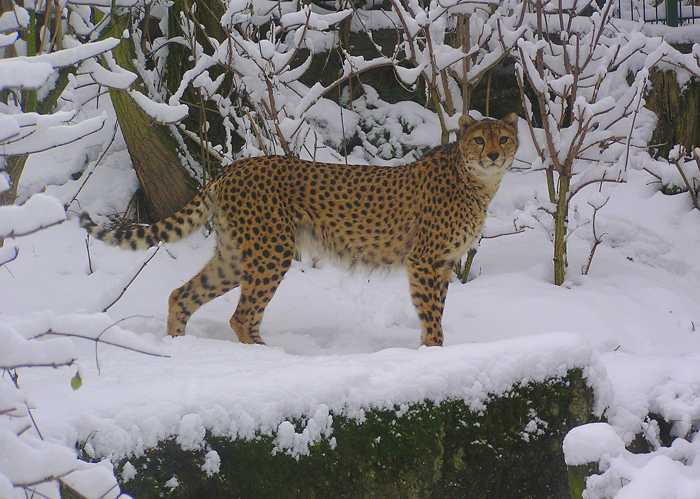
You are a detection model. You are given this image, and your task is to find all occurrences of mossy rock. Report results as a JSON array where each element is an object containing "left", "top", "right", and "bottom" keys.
[{"left": 115, "top": 369, "right": 593, "bottom": 499}]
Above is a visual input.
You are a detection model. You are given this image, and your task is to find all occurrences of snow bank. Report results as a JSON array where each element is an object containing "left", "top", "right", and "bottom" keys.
[
  {"left": 565, "top": 423, "right": 700, "bottom": 499},
  {"left": 13, "top": 328, "right": 599, "bottom": 461}
]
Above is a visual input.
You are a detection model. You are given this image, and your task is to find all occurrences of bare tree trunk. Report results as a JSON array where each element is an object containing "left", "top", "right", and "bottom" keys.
[
  {"left": 0, "top": 157, "right": 27, "bottom": 206},
  {"left": 110, "top": 14, "right": 196, "bottom": 221},
  {"left": 553, "top": 174, "right": 570, "bottom": 286}
]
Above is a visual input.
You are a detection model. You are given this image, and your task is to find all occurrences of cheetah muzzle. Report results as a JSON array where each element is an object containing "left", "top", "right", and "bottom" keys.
[{"left": 81, "top": 114, "right": 519, "bottom": 347}]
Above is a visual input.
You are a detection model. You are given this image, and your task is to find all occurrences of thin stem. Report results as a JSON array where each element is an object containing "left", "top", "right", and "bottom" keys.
[{"left": 101, "top": 245, "right": 162, "bottom": 313}]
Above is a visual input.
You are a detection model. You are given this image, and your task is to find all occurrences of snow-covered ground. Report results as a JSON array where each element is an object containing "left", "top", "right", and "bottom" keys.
[{"left": 3, "top": 137, "right": 700, "bottom": 496}]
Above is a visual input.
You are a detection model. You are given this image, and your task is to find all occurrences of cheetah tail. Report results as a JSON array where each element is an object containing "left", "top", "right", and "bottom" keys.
[{"left": 79, "top": 191, "right": 212, "bottom": 250}]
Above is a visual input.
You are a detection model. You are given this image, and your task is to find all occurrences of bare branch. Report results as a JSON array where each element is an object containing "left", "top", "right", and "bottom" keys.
[
  {"left": 581, "top": 196, "right": 610, "bottom": 275},
  {"left": 1, "top": 359, "right": 76, "bottom": 370},
  {"left": 29, "top": 329, "right": 170, "bottom": 359},
  {"left": 101, "top": 245, "right": 162, "bottom": 313},
  {"left": 0, "top": 246, "right": 19, "bottom": 267},
  {"left": 1, "top": 218, "right": 66, "bottom": 240}
]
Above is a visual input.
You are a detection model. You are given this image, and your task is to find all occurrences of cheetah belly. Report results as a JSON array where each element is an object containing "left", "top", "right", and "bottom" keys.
[{"left": 294, "top": 215, "right": 417, "bottom": 268}]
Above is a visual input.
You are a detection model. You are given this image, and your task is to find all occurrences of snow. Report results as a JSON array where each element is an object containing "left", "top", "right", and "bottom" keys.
[
  {"left": 0, "top": 6, "right": 29, "bottom": 33},
  {"left": 120, "top": 462, "right": 137, "bottom": 482},
  {"left": 563, "top": 422, "right": 626, "bottom": 466},
  {"left": 0, "top": 193, "right": 66, "bottom": 238},
  {"left": 201, "top": 450, "right": 220, "bottom": 476},
  {"left": 128, "top": 90, "right": 188, "bottom": 124},
  {"left": 176, "top": 414, "right": 207, "bottom": 451},
  {"left": 164, "top": 476, "right": 179, "bottom": 490},
  {"left": 280, "top": 7, "right": 352, "bottom": 30},
  {"left": 0, "top": 60, "right": 54, "bottom": 90},
  {"left": 2, "top": 3, "right": 700, "bottom": 497},
  {"left": 0, "top": 114, "right": 20, "bottom": 142},
  {"left": 82, "top": 60, "right": 137, "bottom": 90},
  {"left": 0, "top": 114, "right": 107, "bottom": 156},
  {"left": 4, "top": 38, "right": 121, "bottom": 69},
  {"left": 569, "top": 424, "right": 700, "bottom": 499},
  {"left": 6, "top": 157, "right": 698, "bottom": 494},
  {"left": 0, "top": 324, "right": 76, "bottom": 369}
]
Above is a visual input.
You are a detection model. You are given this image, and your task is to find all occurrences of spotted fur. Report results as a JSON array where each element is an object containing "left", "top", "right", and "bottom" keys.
[{"left": 81, "top": 114, "right": 518, "bottom": 346}]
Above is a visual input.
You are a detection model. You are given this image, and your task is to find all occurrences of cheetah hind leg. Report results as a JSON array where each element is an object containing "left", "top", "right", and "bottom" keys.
[
  {"left": 229, "top": 250, "right": 293, "bottom": 345},
  {"left": 166, "top": 251, "right": 240, "bottom": 337}
]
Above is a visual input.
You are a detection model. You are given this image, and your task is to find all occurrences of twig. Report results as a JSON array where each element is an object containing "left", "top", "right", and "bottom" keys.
[
  {"left": 85, "top": 235, "right": 94, "bottom": 275},
  {"left": 1, "top": 359, "right": 76, "bottom": 370},
  {"left": 179, "top": 126, "right": 227, "bottom": 163},
  {"left": 1, "top": 218, "right": 66, "bottom": 240},
  {"left": 642, "top": 167, "right": 661, "bottom": 181},
  {"left": 581, "top": 196, "right": 609, "bottom": 276},
  {"left": 0, "top": 119, "right": 106, "bottom": 156},
  {"left": 0, "top": 246, "right": 19, "bottom": 267},
  {"left": 65, "top": 121, "right": 119, "bottom": 210},
  {"left": 26, "top": 404, "right": 44, "bottom": 440},
  {"left": 101, "top": 245, "right": 162, "bottom": 313},
  {"left": 672, "top": 152, "right": 699, "bottom": 211},
  {"left": 568, "top": 176, "right": 624, "bottom": 202},
  {"left": 94, "top": 314, "right": 154, "bottom": 375},
  {"left": 29, "top": 329, "right": 170, "bottom": 359},
  {"left": 481, "top": 226, "right": 531, "bottom": 239}
]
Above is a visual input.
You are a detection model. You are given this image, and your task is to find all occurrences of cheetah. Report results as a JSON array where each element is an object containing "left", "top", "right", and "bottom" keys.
[{"left": 81, "top": 114, "right": 519, "bottom": 347}]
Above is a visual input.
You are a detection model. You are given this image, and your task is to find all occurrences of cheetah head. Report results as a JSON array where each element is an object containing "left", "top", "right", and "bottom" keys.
[{"left": 457, "top": 113, "right": 519, "bottom": 183}]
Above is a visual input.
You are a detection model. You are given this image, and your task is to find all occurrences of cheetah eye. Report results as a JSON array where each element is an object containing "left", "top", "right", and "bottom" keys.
[
  {"left": 499, "top": 136, "right": 509, "bottom": 144},
  {"left": 473, "top": 137, "right": 485, "bottom": 145}
]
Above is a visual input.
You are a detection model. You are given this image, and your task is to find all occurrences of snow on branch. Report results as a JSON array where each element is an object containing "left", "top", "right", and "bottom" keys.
[
  {"left": 280, "top": 6, "right": 352, "bottom": 30},
  {"left": 0, "top": 60, "right": 54, "bottom": 90},
  {"left": 3, "top": 38, "right": 121, "bottom": 69},
  {"left": 0, "top": 315, "right": 168, "bottom": 496},
  {"left": 0, "top": 6, "right": 29, "bottom": 33},
  {"left": 79, "top": 59, "right": 137, "bottom": 90},
  {"left": 0, "top": 193, "right": 66, "bottom": 239},
  {"left": 129, "top": 90, "right": 189, "bottom": 123},
  {"left": 0, "top": 324, "right": 76, "bottom": 370},
  {"left": 66, "top": 0, "right": 139, "bottom": 7},
  {"left": 0, "top": 113, "right": 107, "bottom": 156}
]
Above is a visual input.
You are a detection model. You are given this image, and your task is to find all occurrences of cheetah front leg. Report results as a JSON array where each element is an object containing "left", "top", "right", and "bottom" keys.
[{"left": 406, "top": 257, "right": 451, "bottom": 347}]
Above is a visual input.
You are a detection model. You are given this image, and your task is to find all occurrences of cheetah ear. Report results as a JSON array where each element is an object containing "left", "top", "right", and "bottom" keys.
[
  {"left": 501, "top": 113, "right": 519, "bottom": 127},
  {"left": 459, "top": 114, "right": 476, "bottom": 129}
]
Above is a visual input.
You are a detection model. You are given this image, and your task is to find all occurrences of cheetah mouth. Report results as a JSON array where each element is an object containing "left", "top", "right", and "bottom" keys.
[{"left": 480, "top": 159, "right": 504, "bottom": 169}]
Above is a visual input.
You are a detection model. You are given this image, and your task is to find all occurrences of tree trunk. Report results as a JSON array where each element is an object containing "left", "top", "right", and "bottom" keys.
[
  {"left": 110, "top": 14, "right": 197, "bottom": 221},
  {"left": 0, "top": 156, "right": 28, "bottom": 206},
  {"left": 553, "top": 174, "right": 571, "bottom": 286},
  {"left": 646, "top": 70, "right": 700, "bottom": 158}
]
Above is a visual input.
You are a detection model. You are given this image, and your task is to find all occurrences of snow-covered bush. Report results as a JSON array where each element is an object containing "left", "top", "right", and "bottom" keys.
[
  {"left": 148, "top": 0, "right": 531, "bottom": 168},
  {"left": 642, "top": 145, "right": 700, "bottom": 209},
  {"left": 0, "top": 321, "right": 121, "bottom": 498},
  {"left": 512, "top": 0, "right": 700, "bottom": 284},
  {"left": 0, "top": 3, "right": 178, "bottom": 495},
  {"left": 564, "top": 422, "right": 700, "bottom": 498}
]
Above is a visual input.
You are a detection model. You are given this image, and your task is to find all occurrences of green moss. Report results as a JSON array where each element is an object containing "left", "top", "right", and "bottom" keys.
[
  {"left": 115, "top": 369, "right": 593, "bottom": 499},
  {"left": 567, "top": 464, "right": 597, "bottom": 499}
]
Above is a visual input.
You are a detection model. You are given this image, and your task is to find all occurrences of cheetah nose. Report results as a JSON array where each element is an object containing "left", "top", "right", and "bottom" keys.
[{"left": 487, "top": 152, "right": 499, "bottom": 161}]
